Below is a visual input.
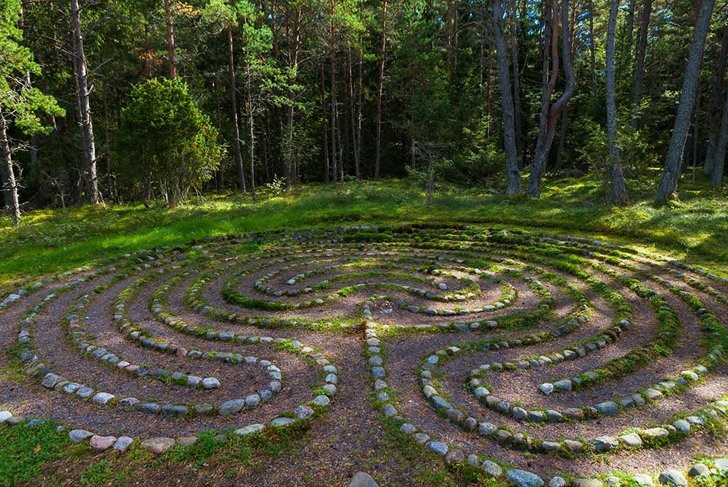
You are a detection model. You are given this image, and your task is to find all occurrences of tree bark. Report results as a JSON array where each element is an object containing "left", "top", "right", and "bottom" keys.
[
  {"left": 508, "top": 0, "right": 523, "bottom": 161},
  {"left": 329, "top": 0, "right": 338, "bottom": 184},
  {"left": 655, "top": 0, "right": 715, "bottom": 201},
  {"left": 71, "top": 0, "right": 99, "bottom": 204},
  {"left": 165, "top": 0, "right": 177, "bottom": 79},
  {"left": 527, "top": 0, "right": 575, "bottom": 197},
  {"left": 606, "top": 0, "right": 628, "bottom": 204},
  {"left": 320, "top": 62, "right": 330, "bottom": 183},
  {"left": 246, "top": 63, "right": 256, "bottom": 197},
  {"left": 588, "top": 0, "right": 597, "bottom": 92},
  {"left": 704, "top": 25, "right": 728, "bottom": 174},
  {"left": 228, "top": 27, "right": 246, "bottom": 192},
  {"left": 374, "top": 0, "right": 388, "bottom": 179},
  {"left": 0, "top": 113, "right": 21, "bottom": 227},
  {"left": 711, "top": 87, "right": 728, "bottom": 186},
  {"left": 630, "top": 0, "right": 653, "bottom": 127},
  {"left": 492, "top": 0, "right": 520, "bottom": 195}
]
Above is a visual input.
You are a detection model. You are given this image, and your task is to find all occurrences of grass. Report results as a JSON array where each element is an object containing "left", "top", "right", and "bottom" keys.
[
  {"left": 0, "top": 419, "right": 75, "bottom": 485},
  {"left": 0, "top": 175, "right": 726, "bottom": 287}
]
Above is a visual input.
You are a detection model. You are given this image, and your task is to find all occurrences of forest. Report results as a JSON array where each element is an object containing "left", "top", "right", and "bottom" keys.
[{"left": 1, "top": 0, "right": 727, "bottom": 227}]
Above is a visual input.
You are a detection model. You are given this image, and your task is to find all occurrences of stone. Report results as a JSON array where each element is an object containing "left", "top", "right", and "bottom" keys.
[
  {"left": 219, "top": 399, "right": 245, "bottom": 416},
  {"left": 235, "top": 424, "right": 265, "bottom": 436},
  {"left": 657, "top": 470, "right": 687, "bottom": 487},
  {"left": 142, "top": 437, "right": 176, "bottom": 454},
  {"left": 538, "top": 383, "right": 554, "bottom": 395},
  {"left": 0, "top": 411, "right": 11, "bottom": 423},
  {"left": 41, "top": 373, "right": 63, "bottom": 389},
  {"left": 414, "top": 433, "right": 429, "bottom": 444},
  {"left": 445, "top": 449, "right": 464, "bottom": 464},
  {"left": 114, "top": 436, "right": 134, "bottom": 452},
  {"left": 427, "top": 441, "right": 448, "bottom": 455},
  {"left": 633, "top": 474, "right": 654, "bottom": 486},
  {"left": 90, "top": 435, "right": 117, "bottom": 450},
  {"left": 553, "top": 379, "right": 572, "bottom": 392},
  {"left": 176, "top": 436, "right": 198, "bottom": 447},
  {"left": 245, "top": 394, "right": 261, "bottom": 408},
  {"left": 672, "top": 419, "right": 690, "bottom": 433},
  {"left": 688, "top": 464, "right": 709, "bottom": 477},
  {"left": 574, "top": 480, "right": 603, "bottom": 487},
  {"left": 506, "top": 469, "right": 544, "bottom": 487},
  {"left": 382, "top": 405, "right": 397, "bottom": 417},
  {"left": 312, "top": 395, "right": 331, "bottom": 407},
  {"left": 69, "top": 429, "right": 94, "bottom": 443},
  {"left": 202, "top": 377, "right": 221, "bottom": 389},
  {"left": 481, "top": 460, "right": 503, "bottom": 477},
  {"left": 548, "top": 477, "right": 567, "bottom": 487},
  {"left": 478, "top": 422, "right": 497, "bottom": 436},
  {"left": 619, "top": 433, "right": 642, "bottom": 448},
  {"left": 92, "top": 392, "right": 115, "bottom": 405},
  {"left": 592, "top": 436, "right": 619, "bottom": 452},
  {"left": 271, "top": 417, "right": 295, "bottom": 428},
  {"left": 400, "top": 423, "right": 416, "bottom": 434},
  {"left": 714, "top": 458, "right": 728, "bottom": 471},
  {"left": 295, "top": 405, "right": 314, "bottom": 419},
  {"left": 512, "top": 407, "right": 528, "bottom": 420},
  {"left": 642, "top": 427, "right": 669, "bottom": 439},
  {"left": 596, "top": 401, "right": 618, "bottom": 416},
  {"left": 346, "top": 472, "right": 379, "bottom": 487}
]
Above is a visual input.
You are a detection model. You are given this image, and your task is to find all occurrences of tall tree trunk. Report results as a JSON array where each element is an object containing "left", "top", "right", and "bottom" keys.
[
  {"left": 228, "top": 27, "right": 246, "bottom": 192},
  {"left": 492, "top": 0, "right": 520, "bottom": 195},
  {"left": 374, "top": 0, "right": 388, "bottom": 179},
  {"left": 704, "top": 25, "right": 728, "bottom": 174},
  {"left": 711, "top": 87, "right": 728, "bottom": 186},
  {"left": 320, "top": 62, "right": 330, "bottom": 183},
  {"left": 630, "top": 0, "right": 653, "bottom": 127},
  {"left": 527, "top": 0, "right": 575, "bottom": 197},
  {"left": 0, "top": 113, "right": 21, "bottom": 227},
  {"left": 588, "top": 0, "right": 597, "bottom": 92},
  {"left": 247, "top": 64, "right": 256, "bottom": 198},
  {"left": 329, "top": 0, "right": 338, "bottom": 184},
  {"left": 606, "top": 0, "right": 628, "bottom": 204},
  {"left": 508, "top": 0, "right": 523, "bottom": 161},
  {"left": 356, "top": 45, "right": 363, "bottom": 177},
  {"left": 71, "top": 0, "right": 99, "bottom": 204},
  {"left": 165, "top": 0, "right": 177, "bottom": 79},
  {"left": 655, "top": 0, "right": 715, "bottom": 201},
  {"left": 347, "top": 46, "right": 360, "bottom": 178}
]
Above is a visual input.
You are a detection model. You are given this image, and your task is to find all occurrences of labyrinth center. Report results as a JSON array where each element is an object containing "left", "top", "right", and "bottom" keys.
[{"left": 1, "top": 224, "right": 727, "bottom": 480}]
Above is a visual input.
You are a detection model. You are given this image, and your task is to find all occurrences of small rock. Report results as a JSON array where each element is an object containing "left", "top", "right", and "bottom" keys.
[
  {"left": 657, "top": 470, "right": 687, "bottom": 487},
  {"left": 481, "top": 460, "right": 503, "bottom": 477},
  {"left": 346, "top": 472, "right": 379, "bottom": 487},
  {"left": 90, "top": 435, "right": 116, "bottom": 451},
  {"left": 506, "top": 469, "right": 544, "bottom": 487},
  {"left": 69, "top": 429, "right": 94, "bottom": 443},
  {"left": 142, "top": 437, "right": 175, "bottom": 454},
  {"left": 114, "top": 436, "right": 134, "bottom": 452}
]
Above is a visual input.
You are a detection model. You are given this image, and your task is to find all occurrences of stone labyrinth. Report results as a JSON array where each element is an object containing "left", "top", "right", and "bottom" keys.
[{"left": 1, "top": 224, "right": 727, "bottom": 484}]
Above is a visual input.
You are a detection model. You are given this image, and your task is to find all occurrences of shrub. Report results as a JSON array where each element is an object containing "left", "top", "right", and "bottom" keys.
[{"left": 117, "top": 78, "right": 225, "bottom": 205}]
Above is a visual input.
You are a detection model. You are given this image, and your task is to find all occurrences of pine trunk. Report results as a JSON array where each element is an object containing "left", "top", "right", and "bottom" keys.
[
  {"left": 630, "top": 0, "right": 653, "bottom": 126},
  {"left": 704, "top": 25, "right": 728, "bottom": 174},
  {"left": 374, "top": 0, "right": 388, "bottom": 179},
  {"left": 228, "top": 27, "right": 246, "bottom": 192},
  {"left": 165, "top": 0, "right": 177, "bottom": 79},
  {"left": 711, "top": 88, "right": 728, "bottom": 186},
  {"left": 655, "top": 0, "right": 715, "bottom": 201},
  {"left": 71, "top": 0, "right": 99, "bottom": 204},
  {"left": 0, "top": 113, "right": 21, "bottom": 227},
  {"left": 606, "top": 0, "right": 628, "bottom": 204},
  {"left": 527, "top": 0, "right": 575, "bottom": 197},
  {"left": 492, "top": 0, "right": 520, "bottom": 195}
]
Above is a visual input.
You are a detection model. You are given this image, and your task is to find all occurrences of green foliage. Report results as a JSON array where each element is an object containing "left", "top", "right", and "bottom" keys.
[{"left": 116, "top": 78, "right": 225, "bottom": 205}]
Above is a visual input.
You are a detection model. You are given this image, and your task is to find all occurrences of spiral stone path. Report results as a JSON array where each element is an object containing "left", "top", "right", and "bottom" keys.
[{"left": 1, "top": 224, "right": 726, "bottom": 485}]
